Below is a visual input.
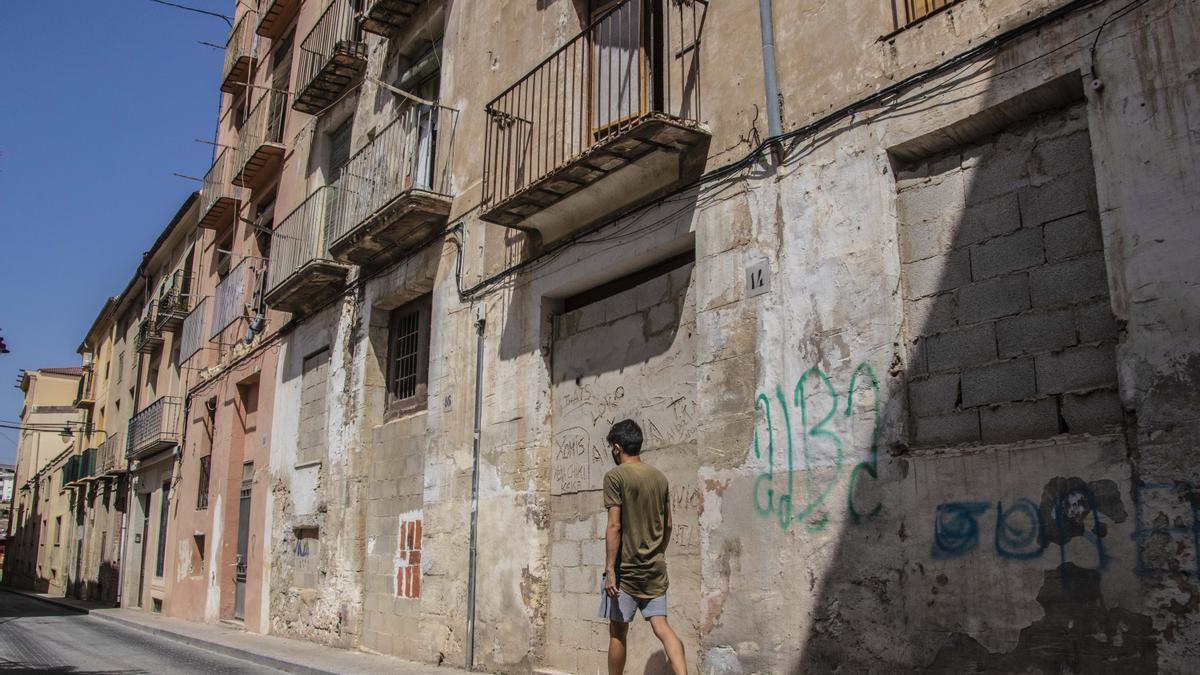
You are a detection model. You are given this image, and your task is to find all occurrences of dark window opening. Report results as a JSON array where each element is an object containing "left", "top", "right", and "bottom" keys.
[
  {"left": 563, "top": 250, "right": 694, "bottom": 313},
  {"left": 154, "top": 482, "right": 170, "bottom": 578},
  {"left": 196, "top": 455, "right": 211, "bottom": 511},
  {"left": 386, "top": 295, "right": 432, "bottom": 415}
]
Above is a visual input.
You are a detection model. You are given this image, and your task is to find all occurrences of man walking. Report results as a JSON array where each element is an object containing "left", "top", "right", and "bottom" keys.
[{"left": 600, "top": 419, "right": 687, "bottom": 675}]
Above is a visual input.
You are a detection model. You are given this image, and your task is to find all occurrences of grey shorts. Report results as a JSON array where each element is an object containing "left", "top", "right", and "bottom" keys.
[{"left": 598, "top": 587, "right": 667, "bottom": 622}]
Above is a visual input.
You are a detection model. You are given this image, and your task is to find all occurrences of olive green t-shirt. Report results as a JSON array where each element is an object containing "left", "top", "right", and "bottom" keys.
[{"left": 603, "top": 462, "right": 670, "bottom": 599}]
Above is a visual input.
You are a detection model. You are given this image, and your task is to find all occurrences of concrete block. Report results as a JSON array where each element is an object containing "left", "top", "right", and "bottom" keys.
[
  {"left": 1062, "top": 388, "right": 1124, "bottom": 433},
  {"left": 550, "top": 567, "right": 563, "bottom": 593},
  {"left": 1033, "top": 129, "right": 1092, "bottom": 180},
  {"left": 906, "top": 338, "right": 929, "bottom": 377},
  {"left": 1043, "top": 212, "right": 1102, "bottom": 262},
  {"left": 968, "top": 228, "right": 1044, "bottom": 280},
  {"left": 551, "top": 541, "right": 580, "bottom": 567},
  {"left": 911, "top": 410, "right": 980, "bottom": 447},
  {"left": 996, "top": 308, "right": 1076, "bottom": 358},
  {"left": 1029, "top": 256, "right": 1109, "bottom": 308},
  {"left": 1076, "top": 300, "right": 1118, "bottom": 343},
  {"left": 908, "top": 373, "right": 960, "bottom": 417},
  {"left": 898, "top": 170, "right": 964, "bottom": 225},
  {"left": 564, "top": 519, "right": 592, "bottom": 541},
  {"left": 960, "top": 143, "right": 1029, "bottom": 202},
  {"left": 581, "top": 540, "right": 605, "bottom": 567},
  {"left": 647, "top": 303, "right": 679, "bottom": 335},
  {"left": 1019, "top": 169, "right": 1094, "bottom": 227},
  {"left": 900, "top": 219, "right": 955, "bottom": 263},
  {"left": 634, "top": 273, "right": 672, "bottom": 311},
  {"left": 980, "top": 398, "right": 1061, "bottom": 443},
  {"left": 575, "top": 301, "right": 606, "bottom": 332},
  {"left": 926, "top": 323, "right": 996, "bottom": 372},
  {"left": 904, "top": 250, "right": 971, "bottom": 300},
  {"left": 961, "top": 358, "right": 1037, "bottom": 407},
  {"left": 564, "top": 566, "right": 595, "bottom": 594},
  {"left": 959, "top": 193, "right": 1021, "bottom": 246},
  {"left": 908, "top": 293, "right": 957, "bottom": 334},
  {"left": 957, "top": 273, "right": 1031, "bottom": 324},
  {"left": 1035, "top": 344, "right": 1118, "bottom": 395}
]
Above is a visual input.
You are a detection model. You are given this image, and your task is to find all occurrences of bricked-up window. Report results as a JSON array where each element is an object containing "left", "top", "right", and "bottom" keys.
[
  {"left": 196, "top": 455, "right": 211, "bottom": 510},
  {"left": 386, "top": 295, "right": 432, "bottom": 416},
  {"left": 898, "top": 103, "right": 1121, "bottom": 448},
  {"left": 397, "top": 516, "right": 422, "bottom": 599},
  {"left": 298, "top": 349, "right": 330, "bottom": 466}
]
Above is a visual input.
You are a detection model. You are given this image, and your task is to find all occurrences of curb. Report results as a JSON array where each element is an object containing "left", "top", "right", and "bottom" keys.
[{"left": 0, "top": 586, "right": 336, "bottom": 675}]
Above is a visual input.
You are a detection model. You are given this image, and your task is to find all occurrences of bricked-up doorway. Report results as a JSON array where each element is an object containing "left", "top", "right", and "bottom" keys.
[{"left": 546, "top": 255, "right": 701, "bottom": 674}]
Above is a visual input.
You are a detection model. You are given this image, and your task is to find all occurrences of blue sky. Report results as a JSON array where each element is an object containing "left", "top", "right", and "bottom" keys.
[{"left": 0, "top": 2, "right": 229, "bottom": 464}]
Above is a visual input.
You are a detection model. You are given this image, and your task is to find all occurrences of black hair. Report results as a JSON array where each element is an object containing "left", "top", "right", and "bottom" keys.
[{"left": 606, "top": 419, "right": 643, "bottom": 455}]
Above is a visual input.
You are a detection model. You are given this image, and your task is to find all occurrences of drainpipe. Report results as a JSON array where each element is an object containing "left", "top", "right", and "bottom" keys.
[
  {"left": 465, "top": 306, "right": 485, "bottom": 670},
  {"left": 757, "top": 0, "right": 784, "bottom": 156}
]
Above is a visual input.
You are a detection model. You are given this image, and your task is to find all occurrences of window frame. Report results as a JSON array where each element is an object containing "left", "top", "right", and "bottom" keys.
[
  {"left": 196, "top": 455, "right": 211, "bottom": 511},
  {"left": 385, "top": 295, "right": 432, "bottom": 419}
]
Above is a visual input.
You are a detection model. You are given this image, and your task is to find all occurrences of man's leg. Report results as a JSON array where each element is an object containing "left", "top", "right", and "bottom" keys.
[
  {"left": 648, "top": 615, "right": 686, "bottom": 675},
  {"left": 608, "top": 620, "right": 629, "bottom": 675}
]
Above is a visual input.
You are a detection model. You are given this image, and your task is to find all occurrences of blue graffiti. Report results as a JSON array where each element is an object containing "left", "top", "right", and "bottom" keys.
[
  {"left": 932, "top": 502, "right": 989, "bottom": 560},
  {"left": 995, "top": 499, "right": 1047, "bottom": 560}
]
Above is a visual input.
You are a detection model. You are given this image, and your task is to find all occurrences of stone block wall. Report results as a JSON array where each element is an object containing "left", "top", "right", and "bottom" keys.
[{"left": 899, "top": 104, "right": 1122, "bottom": 448}]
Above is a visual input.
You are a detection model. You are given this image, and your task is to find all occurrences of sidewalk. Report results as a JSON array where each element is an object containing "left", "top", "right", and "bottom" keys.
[{"left": 0, "top": 586, "right": 472, "bottom": 675}]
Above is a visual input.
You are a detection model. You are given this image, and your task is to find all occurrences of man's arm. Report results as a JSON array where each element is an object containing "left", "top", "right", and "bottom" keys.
[
  {"left": 604, "top": 505, "right": 621, "bottom": 597},
  {"left": 663, "top": 496, "right": 673, "bottom": 553}
]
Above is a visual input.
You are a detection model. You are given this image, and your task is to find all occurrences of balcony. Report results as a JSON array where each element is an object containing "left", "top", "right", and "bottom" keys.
[
  {"left": 293, "top": 0, "right": 367, "bottom": 115},
  {"left": 136, "top": 311, "right": 164, "bottom": 354},
  {"left": 326, "top": 103, "right": 456, "bottom": 269},
  {"left": 200, "top": 148, "right": 243, "bottom": 229},
  {"left": 68, "top": 448, "right": 97, "bottom": 488},
  {"left": 361, "top": 0, "right": 428, "bottom": 38},
  {"left": 481, "top": 0, "right": 709, "bottom": 244},
  {"left": 74, "top": 366, "right": 95, "bottom": 409},
  {"left": 257, "top": 0, "right": 300, "bottom": 41},
  {"left": 893, "top": 0, "right": 963, "bottom": 27},
  {"left": 211, "top": 257, "right": 267, "bottom": 340},
  {"left": 127, "top": 396, "right": 183, "bottom": 460},
  {"left": 221, "top": 11, "right": 259, "bottom": 94},
  {"left": 233, "top": 91, "right": 288, "bottom": 188},
  {"left": 155, "top": 273, "right": 192, "bottom": 333},
  {"left": 96, "top": 432, "right": 126, "bottom": 476},
  {"left": 265, "top": 186, "right": 351, "bottom": 315},
  {"left": 179, "top": 296, "right": 209, "bottom": 363}
]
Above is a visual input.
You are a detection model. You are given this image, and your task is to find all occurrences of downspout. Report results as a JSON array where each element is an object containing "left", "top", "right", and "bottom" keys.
[
  {"left": 757, "top": 0, "right": 783, "bottom": 156},
  {"left": 465, "top": 307, "right": 485, "bottom": 670}
]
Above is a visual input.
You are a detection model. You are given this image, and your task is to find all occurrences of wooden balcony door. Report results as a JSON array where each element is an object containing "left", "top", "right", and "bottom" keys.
[{"left": 590, "top": 0, "right": 662, "bottom": 138}]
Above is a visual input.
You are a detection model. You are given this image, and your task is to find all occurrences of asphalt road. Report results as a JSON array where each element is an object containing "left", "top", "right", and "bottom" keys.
[{"left": 0, "top": 591, "right": 280, "bottom": 674}]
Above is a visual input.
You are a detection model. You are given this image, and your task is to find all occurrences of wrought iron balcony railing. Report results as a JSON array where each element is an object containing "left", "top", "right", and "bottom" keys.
[
  {"left": 96, "top": 432, "right": 126, "bottom": 476},
  {"left": 361, "top": 0, "right": 429, "bottom": 38},
  {"left": 893, "top": 0, "right": 963, "bottom": 27},
  {"left": 127, "top": 396, "right": 183, "bottom": 460},
  {"left": 200, "top": 148, "right": 243, "bottom": 228},
  {"left": 155, "top": 271, "right": 192, "bottom": 333},
  {"left": 264, "top": 186, "right": 351, "bottom": 314},
  {"left": 136, "top": 310, "right": 164, "bottom": 354},
  {"left": 481, "top": 0, "right": 709, "bottom": 239},
  {"left": 179, "top": 296, "right": 209, "bottom": 363},
  {"left": 233, "top": 91, "right": 288, "bottom": 186},
  {"left": 325, "top": 102, "right": 457, "bottom": 268},
  {"left": 210, "top": 257, "right": 267, "bottom": 340},
  {"left": 294, "top": 0, "right": 367, "bottom": 115},
  {"left": 221, "top": 10, "right": 259, "bottom": 94},
  {"left": 257, "top": 0, "right": 300, "bottom": 41}
]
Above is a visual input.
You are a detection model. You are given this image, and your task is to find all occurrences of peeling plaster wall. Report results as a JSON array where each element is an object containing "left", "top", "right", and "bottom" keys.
[{"left": 259, "top": 0, "right": 1198, "bottom": 673}]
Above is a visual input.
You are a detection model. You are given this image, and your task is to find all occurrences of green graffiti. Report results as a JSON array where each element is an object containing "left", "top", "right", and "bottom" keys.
[
  {"left": 752, "top": 363, "right": 883, "bottom": 532},
  {"left": 845, "top": 363, "right": 882, "bottom": 523}
]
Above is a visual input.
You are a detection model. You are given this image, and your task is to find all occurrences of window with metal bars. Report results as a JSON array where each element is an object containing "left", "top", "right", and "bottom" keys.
[
  {"left": 197, "top": 455, "right": 211, "bottom": 510},
  {"left": 386, "top": 295, "right": 431, "bottom": 416}
]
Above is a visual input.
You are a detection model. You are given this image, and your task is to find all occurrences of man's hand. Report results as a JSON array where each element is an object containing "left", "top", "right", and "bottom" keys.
[{"left": 604, "top": 569, "right": 619, "bottom": 598}]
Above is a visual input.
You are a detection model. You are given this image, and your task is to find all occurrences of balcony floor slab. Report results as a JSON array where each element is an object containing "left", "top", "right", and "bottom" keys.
[
  {"left": 481, "top": 115, "right": 709, "bottom": 244},
  {"left": 264, "top": 260, "right": 351, "bottom": 316},
  {"left": 328, "top": 190, "right": 452, "bottom": 269}
]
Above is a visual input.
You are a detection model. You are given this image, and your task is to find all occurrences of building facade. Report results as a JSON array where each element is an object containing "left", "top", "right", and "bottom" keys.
[
  {"left": 5, "top": 368, "right": 83, "bottom": 595},
  {"left": 5, "top": 0, "right": 1200, "bottom": 672}
]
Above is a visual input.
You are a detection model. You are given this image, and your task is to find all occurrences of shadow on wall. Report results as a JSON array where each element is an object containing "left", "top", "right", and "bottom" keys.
[{"left": 786, "top": 68, "right": 1152, "bottom": 673}]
